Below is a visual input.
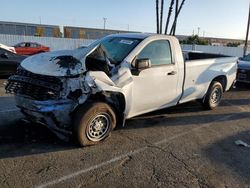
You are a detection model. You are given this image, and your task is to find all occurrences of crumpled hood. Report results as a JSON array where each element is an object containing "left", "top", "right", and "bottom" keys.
[
  {"left": 238, "top": 60, "right": 250, "bottom": 70},
  {"left": 21, "top": 45, "right": 98, "bottom": 77}
]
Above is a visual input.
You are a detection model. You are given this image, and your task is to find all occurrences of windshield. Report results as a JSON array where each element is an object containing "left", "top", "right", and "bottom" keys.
[{"left": 99, "top": 37, "right": 142, "bottom": 64}]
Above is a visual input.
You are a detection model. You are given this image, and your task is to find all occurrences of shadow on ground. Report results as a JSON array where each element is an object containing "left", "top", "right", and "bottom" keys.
[
  {"left": 0, "top": 119, "right": 75, "bottom": 159},
  {"left": 222, "top": 98, "right": 250, "bottom": 106},
  {"left": 125, "top": 110, "right": 250, "bottom": 130},
  {"left": 234, "top": 82, "right": 250, "bottom": 91},
  {"left": 204, "top": 130, "right": 250, "bottom": 183}
]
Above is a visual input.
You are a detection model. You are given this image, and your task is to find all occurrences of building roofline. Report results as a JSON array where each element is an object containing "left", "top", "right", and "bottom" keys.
[
  {"left": 63, "top": 25, "right": 137, "bottom": 33},
  {"left": 0, "top": 21, "right": 59, "bottom": 28}
]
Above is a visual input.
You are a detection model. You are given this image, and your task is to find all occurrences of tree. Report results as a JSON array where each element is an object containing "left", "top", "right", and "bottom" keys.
[
  {"left": 226, "top": 42, "right": 241, "bottom": 47},
  {"left": 181, "top": 35, "right": 210, "bottom": 45}
]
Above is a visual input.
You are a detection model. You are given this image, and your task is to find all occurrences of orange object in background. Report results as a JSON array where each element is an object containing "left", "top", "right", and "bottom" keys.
[{"left": 14, "top": 42, "right": 50, "bottom": 55}]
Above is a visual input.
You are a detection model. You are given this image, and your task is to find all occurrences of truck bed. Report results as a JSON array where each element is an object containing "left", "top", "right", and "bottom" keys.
[
  {"left": 183, "top": 51, "right": 229, "bottom": 61},
  {"left": 179, "top": 55, "right": 237, "bottom": 104}
]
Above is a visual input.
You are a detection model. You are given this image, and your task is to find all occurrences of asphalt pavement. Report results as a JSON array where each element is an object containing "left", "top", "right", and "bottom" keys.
[{"left": 0, "top": 81, "right": 250, "bottom": 188}]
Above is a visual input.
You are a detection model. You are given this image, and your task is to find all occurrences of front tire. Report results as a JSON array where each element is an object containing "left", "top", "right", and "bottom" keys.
[
  {"left": 202, "top": 81, "right": 223, "bottom": 110},
  {"left": 73, "top": 102, "right": 116, "bottom": 146}
]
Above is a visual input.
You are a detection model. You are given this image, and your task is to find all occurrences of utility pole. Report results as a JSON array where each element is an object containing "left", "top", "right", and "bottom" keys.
[
  {"left": 103, "top": 18, "right": 107, "bottom": 30},
  {"left": 244, "top": 4, "right": 250, "bottom": 57}
]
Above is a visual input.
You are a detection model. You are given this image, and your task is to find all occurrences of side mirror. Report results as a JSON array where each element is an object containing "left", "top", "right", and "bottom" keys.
[
  {"left": 134, "top": 58, "right": 151, "bottom": 70},
  {"left": 0, "top": 53, "right": 8, "bottom": 59}
]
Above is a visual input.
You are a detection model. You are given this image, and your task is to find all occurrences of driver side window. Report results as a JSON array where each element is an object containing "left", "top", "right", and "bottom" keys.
[{"left": 138, "top": 40, "right": 172, "bottom": 66}]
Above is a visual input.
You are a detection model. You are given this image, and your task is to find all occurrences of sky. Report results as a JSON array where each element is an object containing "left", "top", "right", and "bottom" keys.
[{"left": 1, "top": 0, "right": 250, "bottom": 39}]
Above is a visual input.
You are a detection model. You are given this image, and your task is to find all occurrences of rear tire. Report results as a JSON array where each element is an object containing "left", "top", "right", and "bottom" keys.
[
  {"left": 73, "top": 102, "right": 116, "bottom": 146},
  {"left": 202, "top": 81, "right": 223, "bottom": 110}
]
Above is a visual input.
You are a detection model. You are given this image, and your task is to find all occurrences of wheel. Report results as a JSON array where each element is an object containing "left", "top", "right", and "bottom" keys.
[
  {"left": 73, "top": 102, "right": 116, "bottom": 146},
  {"left": 202, "top": 81, "right": 223, "bottom": 110}
]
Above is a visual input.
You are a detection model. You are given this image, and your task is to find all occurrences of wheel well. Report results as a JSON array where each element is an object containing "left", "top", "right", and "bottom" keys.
[
  {"left": 73, "top": 91, "right": 126, "bottom": 126},
  {"left": 212, "top": 75, "right": 227, "bottom": 92}
]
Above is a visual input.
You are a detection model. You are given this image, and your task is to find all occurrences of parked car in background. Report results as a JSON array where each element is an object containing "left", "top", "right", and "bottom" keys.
[
  {"left": 0, "top": 47, "right": 26, "bottom": 76},
  {"left": 237, "top": 54, "right": 250, "bottom": 84},
  {"left": 14, "top": 42, "right": 50, "bottom": 55},
  {"left": 0, "top": 43, "right": 16, "bottom": 53}
]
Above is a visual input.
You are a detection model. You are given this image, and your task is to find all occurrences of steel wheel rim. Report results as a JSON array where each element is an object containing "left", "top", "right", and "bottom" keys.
[
  {"left": 86, "top": 113, "right": 111, "bottom": 142},
  {"left": 210, "top": 87, "right": 221, "bottom": 104}
]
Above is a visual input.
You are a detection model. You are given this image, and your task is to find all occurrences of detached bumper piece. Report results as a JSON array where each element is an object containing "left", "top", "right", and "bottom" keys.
[
  {"left": 17, "top": 97, "right": 75, "bottom": 141},
  {"left": 5, "top": 67, "right": 62, "bottom": 101}
]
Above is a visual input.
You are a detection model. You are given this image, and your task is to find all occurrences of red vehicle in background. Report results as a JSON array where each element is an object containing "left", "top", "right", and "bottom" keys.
[{"left": 14, "top": 42, "right": 50, "bottom": 55}]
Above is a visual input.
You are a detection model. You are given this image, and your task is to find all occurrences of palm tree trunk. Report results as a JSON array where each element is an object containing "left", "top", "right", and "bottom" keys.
[
  {"left": 172, "top": 0, "right": 179, "bottom": 35},
  {"left": 164, "top": 0, "right": 175, "bottom": 34},
  {"left": 169, "top": 0, "right": 186, "bottom": 35},
  {"left": 156, "top": 0, "right": 160, "bottom": 34},
  {"left": 159, "top": 0, "right": 164, "bottom": 34}
]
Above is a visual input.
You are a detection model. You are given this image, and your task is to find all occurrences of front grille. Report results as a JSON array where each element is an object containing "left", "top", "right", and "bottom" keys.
[
  {"left": 237, "top": 69, "right": 250, "bottom": 82},
  {"left": 16, "top": 67, "right": 62, "bottom": 85},
  {"left": 5, "top": 67, "right": 62, "bottom": 101}
]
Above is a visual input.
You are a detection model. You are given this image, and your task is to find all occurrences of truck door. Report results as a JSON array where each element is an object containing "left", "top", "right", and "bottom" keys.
[{"left": 128, "top": 40, "right": 180, "bottom": 117}]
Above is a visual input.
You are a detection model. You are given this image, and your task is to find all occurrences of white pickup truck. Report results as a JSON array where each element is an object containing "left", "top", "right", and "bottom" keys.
[{"left": 6, "top": 33, "right": 237, "bottom": 146}]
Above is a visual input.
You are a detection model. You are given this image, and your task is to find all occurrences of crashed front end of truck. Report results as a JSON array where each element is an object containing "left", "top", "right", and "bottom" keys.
[
  {"left": 5, "top": 42, "right": 128, "bottom": 141},
  {"left": 6, "top": 68, "right": 91, "bottom": 140}
]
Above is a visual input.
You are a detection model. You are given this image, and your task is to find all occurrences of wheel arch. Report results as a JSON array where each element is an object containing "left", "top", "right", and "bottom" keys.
[
  {"left": 211, "top": 75, "right": 227, "bottom": 92},
  {"left": 201, "top": 75, "right": 227, "bottom": 102},
  {"left": 72, "top": 91, "right": 126, "bottom": 127}
]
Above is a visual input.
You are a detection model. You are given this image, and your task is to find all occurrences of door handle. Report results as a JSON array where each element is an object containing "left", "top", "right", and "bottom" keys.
[{"left": 167, "top": 71, "right": 177, "bottom": 75}]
